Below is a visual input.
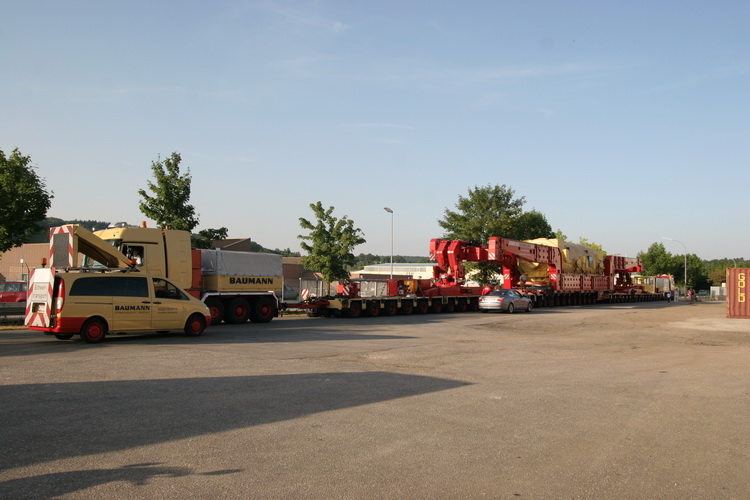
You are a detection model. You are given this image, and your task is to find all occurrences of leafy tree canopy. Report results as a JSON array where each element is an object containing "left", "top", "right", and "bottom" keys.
[
  {"left": 638, "top": 243, "right": 676, "bottom": 276},
  {"left": 192, "top": 227, "right": 229, "bottom": 249},
  {"left": 704, "top": 258, "right": 748, "bottom": 286},
  {"left": 298, "top": 202, "right": 366, "bottom": 289},
  {"left": 439, "top": 184, "right": 553, "bottom": 284},
  {"left": 513, "top": 210, "right": 555, "bottom": 241},
  {"left": 0, "top": 148, "right": 53, "bottom": 253},
  {"left": 138, "top": 152, "right": 199, "bottom": 232},
  {"left": 638, "top": 242, "right": 711, "bottom": 289}
]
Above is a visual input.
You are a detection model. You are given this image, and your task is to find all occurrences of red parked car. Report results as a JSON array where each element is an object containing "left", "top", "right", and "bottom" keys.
[{"left": 0, "top": 281, "right": 28, "bottom": 313}]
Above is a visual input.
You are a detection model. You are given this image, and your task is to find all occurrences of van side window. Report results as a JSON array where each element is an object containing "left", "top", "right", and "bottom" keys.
[
  {"left": 70, "top": 277, "right": 113, "bottom": 296},
  {"left": 152, "top": 278, "right": 188, "bottom": 300},
  {"left": 113, "top": 277, "right": 149, "bottom": 298}
]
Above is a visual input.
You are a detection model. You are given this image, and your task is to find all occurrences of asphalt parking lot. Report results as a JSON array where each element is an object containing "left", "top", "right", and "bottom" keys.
[{"left": 1, "top": 301, "right": 748, "bottom": 499}]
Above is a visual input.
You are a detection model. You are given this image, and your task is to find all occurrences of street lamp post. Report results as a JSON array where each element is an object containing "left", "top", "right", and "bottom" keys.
[
  {"left": 662, "top": 236, "right": 687, "bottom": 295},
  {"left": 384, "top": 207, "right": 394, "bottom": 279}
]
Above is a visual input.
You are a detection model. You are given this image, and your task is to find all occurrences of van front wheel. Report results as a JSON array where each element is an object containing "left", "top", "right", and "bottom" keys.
[
  {"left": 81, "top": 318, "right": 107, "bottom": 343},
  {"left": 184, "top": 314, "right": 206, "bottom": 336}
]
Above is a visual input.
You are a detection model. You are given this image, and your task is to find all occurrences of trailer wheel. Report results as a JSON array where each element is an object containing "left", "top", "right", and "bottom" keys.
[
  {"left": 363, "top": 301, "right": 380, "bottom": 317},
  {"left": 250, "top": 297, "right": 276, "bottom": 323},
  {"left": 456, "top": 299, "right": 468, "bottom": 312},
  {"left": 205, "top": 298, "right": 224, "bottom": 325},
  {"left": 345, "top": 301, "right": 362, "bottom": 318},
  {"left": 184, "top": 314, "right": 206, "bottom": 336},
  {"left": 429, "top": 301, "right": 442, "bottom": 313},
  {"left": 80, "top": 318, "right": 107, "bottom": 343},
  {"left": 415, "top": 300, "right": 429, "bottom": 314},
  {"left": 443, "top": 299, "right": 456, "bottom": 313},
  {"left": 54, "top": 334, "right": 74, "bottom": 340},
  {"left": 399, "top": 302, "right": 414, "bottom": 315},
  {"left": 227, "top": 298, "right": 250, "bottom": 324},
  {"left": 383, "top": 301, "right": 398, "bottom": 316}
]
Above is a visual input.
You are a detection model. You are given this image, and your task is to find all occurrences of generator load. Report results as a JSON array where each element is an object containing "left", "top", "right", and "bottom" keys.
[{"left": 517, "top": 239, "right": 604, "bottom": 280}]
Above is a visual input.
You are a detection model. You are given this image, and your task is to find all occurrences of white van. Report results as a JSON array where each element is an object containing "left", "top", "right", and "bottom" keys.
[{"left": 25, "top": 270, "right": 211, "bottom": 343}]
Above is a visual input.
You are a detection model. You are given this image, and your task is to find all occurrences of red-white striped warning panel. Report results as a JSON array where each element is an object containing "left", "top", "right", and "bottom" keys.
[
  {"left": 49, "top": 225, "right": 76, "bottom": 268},
  {"left": 25, "top": 267, "right": 55, "bottom": 328}
]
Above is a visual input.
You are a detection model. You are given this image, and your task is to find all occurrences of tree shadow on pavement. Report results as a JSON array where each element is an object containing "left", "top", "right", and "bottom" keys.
[{"left": 0, "top": 462, "right": 241, "bottom": 499}]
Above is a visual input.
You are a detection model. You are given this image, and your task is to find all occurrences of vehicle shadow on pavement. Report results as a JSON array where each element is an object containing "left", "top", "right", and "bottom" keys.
[
  {"left": 3, "top": 314, "right": 454, "bottom": 351},
  {"left": 0, "top": 372, "right": 470, "bottom": 473}
]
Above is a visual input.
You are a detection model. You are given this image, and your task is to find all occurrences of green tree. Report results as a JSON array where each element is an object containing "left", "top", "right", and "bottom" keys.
[
  {"left": 704, "top": 258, "right": 747, "bottom": 286},
  {"left": 0, "top": 148, "right": 53, "bottom": 253},
  {"left": 638, "top": 243, "right": 677, "bottom": 276},
  {"left": 439, "top": 184, "right": 553, "bottom": 284},
  {"left": 514, "top": 210, "right": 555, "bottom": 240},
  {"left": 138, "top": 152, "right": 198, "bottom": 231},
  {"left": 440, "top": 184, "right": 522, "bottom": 244},
  {"left": 685, "top": 254, "right": 707, "bottom": 289},
  {"left": 298, "top": 202, "right": 366, "bottom": 292},
  {"left": 707, "top": 268, "right": 724, "bottom": 286},
  {"left": 639, "top": 243, "right": 709, "bottom": 289},
  {"left": 192, "top": 227, "right": 228, "bottom": 249}
]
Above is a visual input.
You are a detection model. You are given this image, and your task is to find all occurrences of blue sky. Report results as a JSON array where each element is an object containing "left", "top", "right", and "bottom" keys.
[{"left": 2, "top": 0, "right": 748, "bottom": 260}]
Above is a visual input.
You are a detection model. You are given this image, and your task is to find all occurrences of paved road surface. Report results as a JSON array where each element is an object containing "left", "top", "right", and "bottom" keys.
[{"left": 0, "top": 301, "right": 748, "bottom": 499}]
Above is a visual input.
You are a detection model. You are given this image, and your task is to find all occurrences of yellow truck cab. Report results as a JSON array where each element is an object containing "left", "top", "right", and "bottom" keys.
[{"left": 26, "top": 269, "right": 211, "bottom": 343}]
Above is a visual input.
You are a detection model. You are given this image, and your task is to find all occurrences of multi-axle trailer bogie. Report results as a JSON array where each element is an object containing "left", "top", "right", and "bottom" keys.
[
  {"left": 287, "top": 287, "right": 667, "bottom": 318},
  {"left": 524, "top": 289, "right": 668, "bottom": 308},
  {"left": 288, "top": 294, "right": 481, "bottom": 318}
]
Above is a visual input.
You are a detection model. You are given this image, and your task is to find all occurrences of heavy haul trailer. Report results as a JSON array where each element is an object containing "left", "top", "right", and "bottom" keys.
[
  {"left": 293, "top": 235, "right": 667, "bottom": 318},
  {"left": 50, "top": 224, "right": 282, "bottom": 325},
  {"left": 429, "top": 237, "right": 668, "bottom": 307},
  {"left": 299, "top": 278, "right": 483, "bottom": 318}
]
